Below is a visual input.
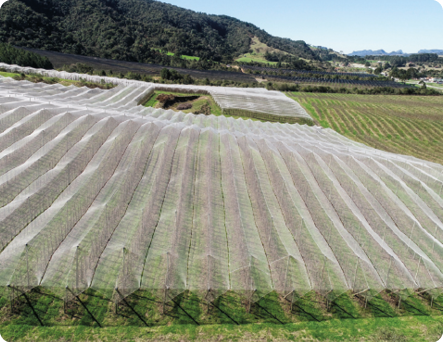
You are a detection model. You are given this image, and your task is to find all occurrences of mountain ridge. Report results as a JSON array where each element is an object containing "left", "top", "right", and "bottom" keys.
[
  {"left": 349, "top": 49, "right": 443, "bottom": 57},
  {"left": 0, "top": 0, "right": 321, "bottom": 66},
  {"left": 349, "top": 49, "right": 406, "bottom": 57}
]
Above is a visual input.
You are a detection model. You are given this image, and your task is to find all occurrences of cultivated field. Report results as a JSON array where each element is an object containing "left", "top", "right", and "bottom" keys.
[{"left": 291, "top": 92, "right": 443, "bottom": 165}]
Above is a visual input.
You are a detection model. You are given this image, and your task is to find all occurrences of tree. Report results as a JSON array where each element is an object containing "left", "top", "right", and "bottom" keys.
[{"left": 161, "top": 68, "right": 172, "bottom": 80}]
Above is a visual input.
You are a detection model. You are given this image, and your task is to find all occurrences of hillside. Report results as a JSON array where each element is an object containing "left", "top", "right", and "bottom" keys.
[{"left": 0, "top": 0, "right": 318, "bottom": 66}]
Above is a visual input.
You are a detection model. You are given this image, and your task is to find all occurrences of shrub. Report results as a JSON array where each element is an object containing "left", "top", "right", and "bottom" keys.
[{"left": 176, "top": 102, "right": 192, "bottom": 110}]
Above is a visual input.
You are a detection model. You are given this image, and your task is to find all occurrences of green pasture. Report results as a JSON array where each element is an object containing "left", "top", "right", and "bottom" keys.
[
  {"left": 236, "top": 56, "right": 278, "bottom": 65},
  {"left": 152, "top": 49, "right": 200, "bottom": 61}
]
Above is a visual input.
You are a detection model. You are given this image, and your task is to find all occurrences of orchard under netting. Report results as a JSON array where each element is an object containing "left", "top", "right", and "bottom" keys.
[{"left": 0, "top": 68, "right": 442, "bottom": 313}]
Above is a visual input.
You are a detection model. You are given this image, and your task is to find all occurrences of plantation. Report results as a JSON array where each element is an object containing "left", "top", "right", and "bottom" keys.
[
  {"left": 290, "top": 92, "right": 443, "bottom": 165},
  {"left": 0, "top": 65, "right": 443, "bottom": 341}
]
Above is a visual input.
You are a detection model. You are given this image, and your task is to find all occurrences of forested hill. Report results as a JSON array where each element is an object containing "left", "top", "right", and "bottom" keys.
[{"left": 0, "top": 0, "right": 318, "bottom": 66}]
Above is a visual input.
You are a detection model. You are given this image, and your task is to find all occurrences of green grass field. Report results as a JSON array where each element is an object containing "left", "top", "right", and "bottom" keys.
[
  {"left": 234, "top": 36, "right": 284, "bottom": 65},
  {"left": 289, "top": 92, "right": 443, "bottom": 166},
  {"left": 0, "top": 71, "right": 19, "bottom": 78},
  {"left": 152, "top": 49, "right": 200, "bottom": 61}
]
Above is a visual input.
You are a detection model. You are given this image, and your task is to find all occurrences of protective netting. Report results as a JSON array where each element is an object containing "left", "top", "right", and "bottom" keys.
[
  {"left": 0, "top": 63, "right": 311, "bottom": 120},
  {"left": 0, "top": 70, "right": 443, "bottom": 308}
]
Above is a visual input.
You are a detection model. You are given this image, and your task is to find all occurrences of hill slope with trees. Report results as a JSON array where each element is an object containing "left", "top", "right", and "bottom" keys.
[
  {"left": 0, "top": 43, "right": 53, "bottom": 69},
  {"left": 0, "top": 0, "right": 318, "bottom": 67}
]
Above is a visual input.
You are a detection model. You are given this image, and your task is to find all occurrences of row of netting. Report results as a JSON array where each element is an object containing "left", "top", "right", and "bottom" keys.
[
  {"left": 266, "top": 75, "right": 412, "bottom": 88},
  {"left": 0, "top": 98, "right": 442, "bottom": 310},
  {"left": 0, "top": 78, "right": 357, "bottom": 152},
  {"left": 241, "top": 65, "right": 379, "bottom": 78},
  {"left": 0, "top": 63, "right": 312, "bottom": 120}
]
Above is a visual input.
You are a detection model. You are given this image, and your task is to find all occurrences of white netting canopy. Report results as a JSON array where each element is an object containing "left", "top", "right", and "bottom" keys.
[
  {"left": 0, "top": 68, "right": 442, "bottom": 307},
  {"left": 0, "top": 63, "right": 311, "bottom": 121}
]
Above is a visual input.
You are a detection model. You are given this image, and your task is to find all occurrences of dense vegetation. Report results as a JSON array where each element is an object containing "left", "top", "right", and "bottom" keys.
[
  {"left": 0, "top": 0, "right": 318, "bottom": 69},
  {"left": 291, "top": 92, "right": 443, "bottom": 165},
  {"left": 0, "top": 43, "right": 52, "bottom": 69}
]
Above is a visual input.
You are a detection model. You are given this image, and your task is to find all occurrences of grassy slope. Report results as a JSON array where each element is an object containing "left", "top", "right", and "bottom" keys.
[
  {"left": 235, "top": 36, "right": 282, "bottom": 65},
  {"left": 289, "top": 92, "right": 443, "bottom": 166}
]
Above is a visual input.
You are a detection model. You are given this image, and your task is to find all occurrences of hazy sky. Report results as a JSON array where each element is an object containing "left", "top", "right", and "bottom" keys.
[{"left": 161, "top": 0, "right": 443, "bottom": 54}]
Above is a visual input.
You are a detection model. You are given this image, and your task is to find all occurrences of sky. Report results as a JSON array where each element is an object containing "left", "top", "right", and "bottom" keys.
[{"left": 161, "top": 0, "right": 443, "bottom": 54}]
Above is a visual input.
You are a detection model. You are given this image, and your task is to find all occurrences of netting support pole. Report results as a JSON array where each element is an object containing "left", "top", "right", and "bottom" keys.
[
  {"left": 385, "top": 256, "right": 393, "bottom": 288},
  {"left": 414, "top": 257, "right": 422, "bottom": 284},
  {"left": 162, "top": 286, "right": 169, "bottom": 315},
  {"left": 9, "top": 285, "right": 14, "bottom": 314},
  {"left": 432, "top": 225, "right": 438, "bottom": 253},
  {"left": 205, "top": 288, "right": 212, "bottom": 314},
  {"left": 76, "top": 246, "right": 80, "bottom": 291},
  {"left": 290, "top": 291, "right": 296, "bottom": 313},
  {"left": 163, "top": 252, "right": 170, "bottom": 315},
  {"left": 408, "top": 222, "right": 416, "bottom": 249},
  {"left": 26, "top": 244, "right": 30, "bottom": 289},
  {"left": 352, "top": 258, "right": 360, "bottom": 292},
  {"left": 247, "top": 289, "right": 256, "bottom": 314}
]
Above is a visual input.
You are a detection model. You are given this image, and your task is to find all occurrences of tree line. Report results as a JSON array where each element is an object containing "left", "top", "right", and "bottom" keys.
[{"left": 0, "top": 43, "right": 53, "bottom": 69}]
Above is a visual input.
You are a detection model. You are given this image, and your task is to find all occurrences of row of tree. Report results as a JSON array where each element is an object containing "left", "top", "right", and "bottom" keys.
[{"left": 0, "top": 43, "right": 53, "bottom": 69}]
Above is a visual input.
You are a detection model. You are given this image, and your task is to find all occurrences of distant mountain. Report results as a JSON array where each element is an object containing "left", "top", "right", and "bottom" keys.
[
  {"left": 0, "top": 0, "right": 319, "bottom": 66},
  {"left": 418, "top": 49, "right": 443, "bottom": 55},
  {"left": 348, "top": 49, "right": 406, "bottom": 57}
]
